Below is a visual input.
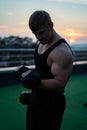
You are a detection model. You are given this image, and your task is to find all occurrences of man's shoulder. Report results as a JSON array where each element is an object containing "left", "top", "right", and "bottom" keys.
[{"left": 50, "top": 42, "right": 73, "bottom": 64}]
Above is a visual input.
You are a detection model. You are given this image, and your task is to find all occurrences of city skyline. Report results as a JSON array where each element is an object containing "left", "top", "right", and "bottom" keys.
[{"left": 0, "top": 0, "right": 87, "bottom": 43}]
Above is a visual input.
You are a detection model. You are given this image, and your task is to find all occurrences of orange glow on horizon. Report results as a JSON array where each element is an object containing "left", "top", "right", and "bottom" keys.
[
  {"left": 60, "top": 28, "right": 82, "bottom": 43},
  {"left": 70, "top": 38, "right": 75, "bottom": 43},
  {"left": 65, "top": 28, "right": 78, "bottom": 43},
  {"left": 0, "top": 24, "right": 87, "bottom": 43}
]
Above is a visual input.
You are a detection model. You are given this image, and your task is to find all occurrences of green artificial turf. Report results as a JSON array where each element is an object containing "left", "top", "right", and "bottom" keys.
[
  {"left": 61, "top": 74, "right": 87, "bottom": 130},
  {"left": 0, "top": 84, "right": 28, "bottom": 130},
  {"left": 0, "top": 74, "right": 87, "bottom": 130}
]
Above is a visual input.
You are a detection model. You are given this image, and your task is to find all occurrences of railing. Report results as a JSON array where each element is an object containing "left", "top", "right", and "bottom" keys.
[
  {"left": 0, "top": 48, "right": 87, "bottom": 67},
  {"left": 0, "top": 48, "right": 35, "bottom": 67},
  {"left": 73, "top": 50, "right": 87, "bottom": 61}
]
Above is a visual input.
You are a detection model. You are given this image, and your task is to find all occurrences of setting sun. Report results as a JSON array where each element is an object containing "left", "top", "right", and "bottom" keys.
[
  {"left": 62, "top": 28, "right": 79, "bottom": 43},
  {"left": 70, "top": 38, "right": 75, "bottom": 43}
]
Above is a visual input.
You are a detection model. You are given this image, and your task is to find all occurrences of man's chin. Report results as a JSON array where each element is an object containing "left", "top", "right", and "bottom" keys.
[{"left": 40, "top": 40, "right": 49, "bottom": 44}]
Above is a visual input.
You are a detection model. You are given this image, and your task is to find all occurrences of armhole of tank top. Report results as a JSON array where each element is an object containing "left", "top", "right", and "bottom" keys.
[{"left": 46, "top": 38, "right": 73, "bottom": 56}]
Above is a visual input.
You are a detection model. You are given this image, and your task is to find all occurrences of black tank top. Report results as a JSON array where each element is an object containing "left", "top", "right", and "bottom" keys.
[{"left": 34, "top": 39, "right": 70, "bottom": 79}]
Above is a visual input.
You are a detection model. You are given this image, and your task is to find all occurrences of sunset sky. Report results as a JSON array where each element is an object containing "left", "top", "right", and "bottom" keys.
[{"left": 0, "top": 0, "right": 87, "bottom": 43}]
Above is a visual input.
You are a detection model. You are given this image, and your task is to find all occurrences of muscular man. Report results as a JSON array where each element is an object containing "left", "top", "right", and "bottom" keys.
[{"left": 26, "top": 10, "right": 73, "bottom": 130}]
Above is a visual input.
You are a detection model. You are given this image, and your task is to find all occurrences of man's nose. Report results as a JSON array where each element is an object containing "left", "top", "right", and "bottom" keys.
[{"left": 35, "top": 34, "right": 42, "bottom": 40}]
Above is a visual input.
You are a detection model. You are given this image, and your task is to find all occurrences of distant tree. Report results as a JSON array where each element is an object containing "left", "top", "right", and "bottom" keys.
[
  {"left": 0, "top": 35, "right": 37, "bottom": 48},
  {"left": 0, "top": 39, "right": 6, "bottom": 48}
]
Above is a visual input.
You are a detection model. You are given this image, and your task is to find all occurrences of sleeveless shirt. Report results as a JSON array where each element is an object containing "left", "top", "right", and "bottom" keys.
[{"left": 34, "top": 39, "right": 70, "bottom": 79}]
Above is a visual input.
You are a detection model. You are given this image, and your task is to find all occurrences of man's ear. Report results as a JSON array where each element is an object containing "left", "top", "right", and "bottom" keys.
[{"left": 49, "top": 22, "right": 53, "bottom": 28}]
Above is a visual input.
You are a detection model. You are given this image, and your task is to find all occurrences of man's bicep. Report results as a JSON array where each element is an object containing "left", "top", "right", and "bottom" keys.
[
  {"left": 51, "top": 59, "right": 72, "bottom": 85},
  {"left": 51, "top": 62, "right": 64, "bottom": 79}
]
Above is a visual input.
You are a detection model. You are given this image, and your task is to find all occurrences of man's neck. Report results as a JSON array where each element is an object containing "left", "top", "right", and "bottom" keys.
[{"left": 48, "top": 31, "right": 62, "bottom": 46}]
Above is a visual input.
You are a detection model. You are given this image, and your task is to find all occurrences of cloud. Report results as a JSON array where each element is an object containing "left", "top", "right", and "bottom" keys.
[
  {"left": 48, "top": 0, "right": 87, "bottom": 5},
  {"left": 7, "top": 12, "right": 14, "bottom": 16},
  {"left": 18, "top": 21, "right": 27, "bottom": 26}
]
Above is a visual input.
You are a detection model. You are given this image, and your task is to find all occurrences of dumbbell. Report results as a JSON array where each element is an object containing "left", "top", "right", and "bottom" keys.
[
  {"left": 21, "top": 69, "right": 41, "bottom": 90},
  {"left": 19, "top": 91, "right": 31, "bottom": 105}
]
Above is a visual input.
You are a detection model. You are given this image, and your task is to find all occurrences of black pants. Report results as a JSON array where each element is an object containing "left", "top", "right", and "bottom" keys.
[{"left": 26, "top": 90, "right": 66, "bottom": 130}]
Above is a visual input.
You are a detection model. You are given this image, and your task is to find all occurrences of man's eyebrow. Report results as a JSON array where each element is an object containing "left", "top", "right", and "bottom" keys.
[{"left": 33, "top": 30, "right": 45, "bottom": 35}]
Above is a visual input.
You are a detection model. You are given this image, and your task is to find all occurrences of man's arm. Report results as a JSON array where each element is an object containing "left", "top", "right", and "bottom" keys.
[{"left": 41, "top": 45, "right": 73, "bottom": 92}]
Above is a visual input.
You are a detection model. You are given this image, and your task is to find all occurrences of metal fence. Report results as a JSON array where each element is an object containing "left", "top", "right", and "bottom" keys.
[
  {"left": 0, "top": 48, "right": 87, "bottom": 67},
  {"left": 73, "top": 50, "right": 87, "bottom": 61},
  {"left": 0, "top": 48, "right": 35, "bottom": 67}
]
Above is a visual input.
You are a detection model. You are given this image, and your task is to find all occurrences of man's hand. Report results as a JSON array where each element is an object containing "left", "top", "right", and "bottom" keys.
[
  {"left": 15, "top": 65, "right": 29, "bottom": 82},
  {"left": 21, "top": 70, "right": 41, "bottom": 90}
]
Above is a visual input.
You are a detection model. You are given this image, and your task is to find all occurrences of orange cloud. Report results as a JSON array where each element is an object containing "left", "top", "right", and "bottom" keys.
[
  {"left": 0, "top": 24, "right": 8, "bottom": 29},
  {"left": 0, "top": 24, "right": 35, "bottom": 38}
]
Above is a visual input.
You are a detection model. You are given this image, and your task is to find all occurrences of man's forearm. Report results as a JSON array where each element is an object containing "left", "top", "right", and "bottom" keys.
[{"left": 40, "top": 78, "right": 65, "bottom": 92}]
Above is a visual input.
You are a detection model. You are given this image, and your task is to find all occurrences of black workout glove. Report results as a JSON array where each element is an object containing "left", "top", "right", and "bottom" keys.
[
  {"left": 21, "top": 69, "right": 41, "bottom": 90},
  {"left": 15, "top": 65, "right": 29, "bottom": 82},
  {"left": 19, "top": 91, "right": 31, "bottom": 105}
]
